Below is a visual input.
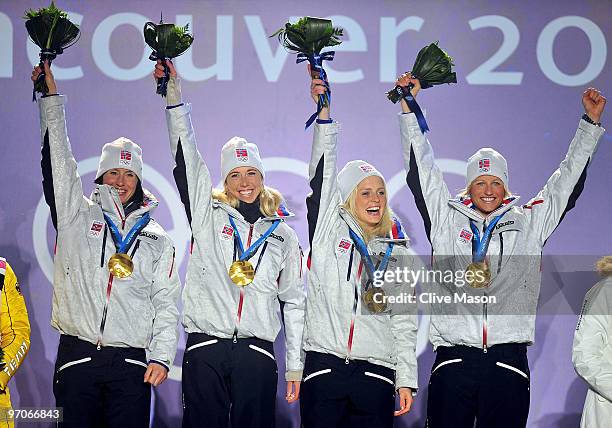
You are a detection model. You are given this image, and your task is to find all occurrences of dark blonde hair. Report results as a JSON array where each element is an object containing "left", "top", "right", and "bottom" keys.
[
  {"left": 596, "top": 256, "right": 612, "bottom": 277},
  {"left": 212, "top": 185, "right": 283, "bottom": 217},
  {"left": 342, "top": 185, "right": 394, "bottom": 242}
]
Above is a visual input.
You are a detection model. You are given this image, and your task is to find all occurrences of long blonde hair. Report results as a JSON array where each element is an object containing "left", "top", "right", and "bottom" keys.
[
  {"left": 212, "top": 185, "right": 283, "bottom": 217},
  {"left": 342, "top": 185, "right": 394, "bottom": 242},
  {"left": 596, "top": 256, "right": 612, "bottom": 277}
]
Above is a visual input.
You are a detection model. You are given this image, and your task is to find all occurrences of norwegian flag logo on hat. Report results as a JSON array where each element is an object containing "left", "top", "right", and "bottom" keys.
[
  {"left": 235, "top": 148, "right": 249, "bottom": 162},
  {"left": 478, "top": 158, "right": 490, "bottom": 172},
  {"left": 119, "top": 150, "right": 132, "bottom": 166},
  {"left": 359, "top": 163, "right": 374, "bottom": 173}
]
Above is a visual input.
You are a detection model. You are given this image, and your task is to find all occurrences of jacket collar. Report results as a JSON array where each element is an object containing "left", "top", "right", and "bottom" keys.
[
  {"left": 448, "top": 195, "right": 521, "bottom": 224},
  {"left": 338, "top": 207, "right": 409, "bottom": 247},
  {"left": 213, "top": 199, "right": 294, "bottom": 224},
  {"left": 91, "top": 184, "right": 158, "bottom": 223}
]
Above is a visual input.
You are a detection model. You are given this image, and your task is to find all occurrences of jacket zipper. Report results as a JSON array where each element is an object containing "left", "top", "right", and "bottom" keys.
[
  {"left": 482, "top": 230, "right": 504, "bottom": 354},
  {"left": 345, "top": 246, "right": 363, "bottom": 364},
  {"left": 233, "top": 224, "right": 254, "bottom": 343},
  {"left": 96, "top": 207, "right": 142, "bottom": 350},
  {"left": 481, "top": 221, "right": 488, "bottom": 353}
]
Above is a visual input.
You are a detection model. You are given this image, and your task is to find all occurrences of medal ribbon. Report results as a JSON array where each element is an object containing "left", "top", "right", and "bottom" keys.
[
  {"left": 96, "top": 213, "right": 150, "bottom": 349},
  {"left": 296, "top": 51, "right": 335, "bottom": 129},
  {"left": 103, "top": 212, "right": 151, "bottom": 254},
  {"left": 469, "top": 214, "right": 504, "bottom": 263},
  {"left": 228, "top": 216, "right": 281, "bottom": 262},
  {"left": 348, "top": 229, "right": 394, "bottom": 287}
]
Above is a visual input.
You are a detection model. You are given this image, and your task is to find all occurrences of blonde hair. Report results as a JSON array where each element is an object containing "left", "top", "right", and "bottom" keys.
[
  {"left": 595, "top": 256, "right": 612, "bottom": 277},
  {"left": 212, "top": 185, "right": 283, "bottom": 217},
  {"left": 342, "top": 185, "right": 394, "bottom": 242}
]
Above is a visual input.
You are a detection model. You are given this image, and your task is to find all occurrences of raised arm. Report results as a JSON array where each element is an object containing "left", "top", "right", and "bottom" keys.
[
  {"left": 396, "top": 73, "right": 453, "bottom": 244},
  {"left": 156, "top": 60, "right": 214, "bottom": 233},
  {"left": 34, "top": 61, "right": 85, "bottom": 231},
  {"left": 306, "top": 75, "right": 342, "bottom": 260},
  {"left": 526, "top": 88, "right": 606, "bottom": 244}
]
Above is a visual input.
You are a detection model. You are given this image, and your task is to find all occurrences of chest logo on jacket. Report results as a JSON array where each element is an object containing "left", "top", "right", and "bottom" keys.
[
  {"left": 89, "top": 221, "right": 104, "bottom": 238},
  {"left": 220, "top": 224, "right": 234, "bottom": 241},
  {"left": 457, "top": 228, "right": 473, "bottom": 245},
  {"left": 337, "top": 238, "right": 352, "bottom": 254}
]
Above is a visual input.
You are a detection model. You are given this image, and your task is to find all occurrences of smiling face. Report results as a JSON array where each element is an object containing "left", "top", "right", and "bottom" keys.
[
  {"left": 352, "top": 176, "right": 387, "bottom": 231},
  {"left": 102, "top": 168, "right": 138, "bottom": 204},
  {"left": 225, "top": 167, "right": 263, "bottom": 203},
  {"left": 469, "top": 175, "right": 506, "bottom": 215}
]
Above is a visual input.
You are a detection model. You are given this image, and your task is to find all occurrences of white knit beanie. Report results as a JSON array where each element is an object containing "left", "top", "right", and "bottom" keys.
[
  {"left": 337, "top": 160, "right": 385, "bottom": 203},
  {"left": 220, "top": 137, "right": 265, "bottom": 180},
  {"left": 466, "top": 148, "right": 508, "bottom": 188},
  {"left": 95, "top": 137, "right": 143, "bottom": 182}
]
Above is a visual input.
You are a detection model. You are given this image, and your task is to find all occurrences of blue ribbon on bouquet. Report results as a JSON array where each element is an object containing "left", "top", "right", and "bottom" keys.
[
  {"left": 395, "top": 82, "right": 429, "bottom": 134},
  {"left": 297, "top": 51, "right": 335, "bottom": 129}
]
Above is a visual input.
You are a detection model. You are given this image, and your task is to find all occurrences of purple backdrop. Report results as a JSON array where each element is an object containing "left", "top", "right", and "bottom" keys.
[{"left": 0, "top": 0, "right": 610, "bottom": 426}]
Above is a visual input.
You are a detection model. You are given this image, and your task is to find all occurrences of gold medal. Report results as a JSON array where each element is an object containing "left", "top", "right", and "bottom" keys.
[
  {"left": 363, "top": 288, "right": 387, "bottom": 313},
  {"left": 466, "top": 262, "right": 491, "bottom": 289},
  {"left": 108, "top": 253, "right": 134, "bottom": 279},
  {"left": 229, "top": 260, "right": 255, "bottom": 287}
]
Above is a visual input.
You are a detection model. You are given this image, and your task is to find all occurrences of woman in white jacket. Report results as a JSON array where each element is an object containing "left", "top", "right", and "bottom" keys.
[
  {"left": 397, "top": 71, "right": 606, "bottom": 427},
  {"left": 299, "top": 75, "right": 418, "bottom": 427},
  {"left": 573, "top": 256, "right": 612, "bottom": 428},
  {"left": 154, "top": 61, "right": 305, "bottom": 428},
  {"left": 33, "top": 62, "right": 181, "bottom": 428}
]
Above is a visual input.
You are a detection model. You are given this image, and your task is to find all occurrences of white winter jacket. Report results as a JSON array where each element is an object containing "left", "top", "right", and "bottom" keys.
[
  {"left": 165, "top": 103, "right": 306, "bottom": 378},
  {"left": 304, "top": 121, "right": 418, "bottom": 390},
  {"left": 573, "top": 276, "right": 612, "bottom": 428},
  {"left": 400, "top": 112, "right": 604, "bottom": 350},
  {"left": 39, "top": 95, "right": 181, "bottom": 367}
]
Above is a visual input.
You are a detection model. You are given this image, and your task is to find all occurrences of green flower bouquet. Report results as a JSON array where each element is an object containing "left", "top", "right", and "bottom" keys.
[
  {"left": 24, "top": 1, "right": 80, "bottom": 100},
  {"left": 144, "top": 17, "right": 194, "bottom": 97},
  {"left": 387, "top": 42, "right": 457, "bottom": 133},
  {"left": 271, "top": 17, "right": 343, "bottom": 128}
]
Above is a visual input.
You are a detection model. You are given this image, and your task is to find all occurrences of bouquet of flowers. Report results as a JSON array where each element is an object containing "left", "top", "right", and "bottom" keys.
[
  {"left": 144, "top": 17, "right": 194, "bottom": 97},
  {"left": 24, "top": 1, "right": 80, "bottom": 101},
  {"left": 271, "top": 17, "right": 343, "bottom": 128},
  {"left": 387, "top": 42, "right": 457, "bottom": 133}
]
